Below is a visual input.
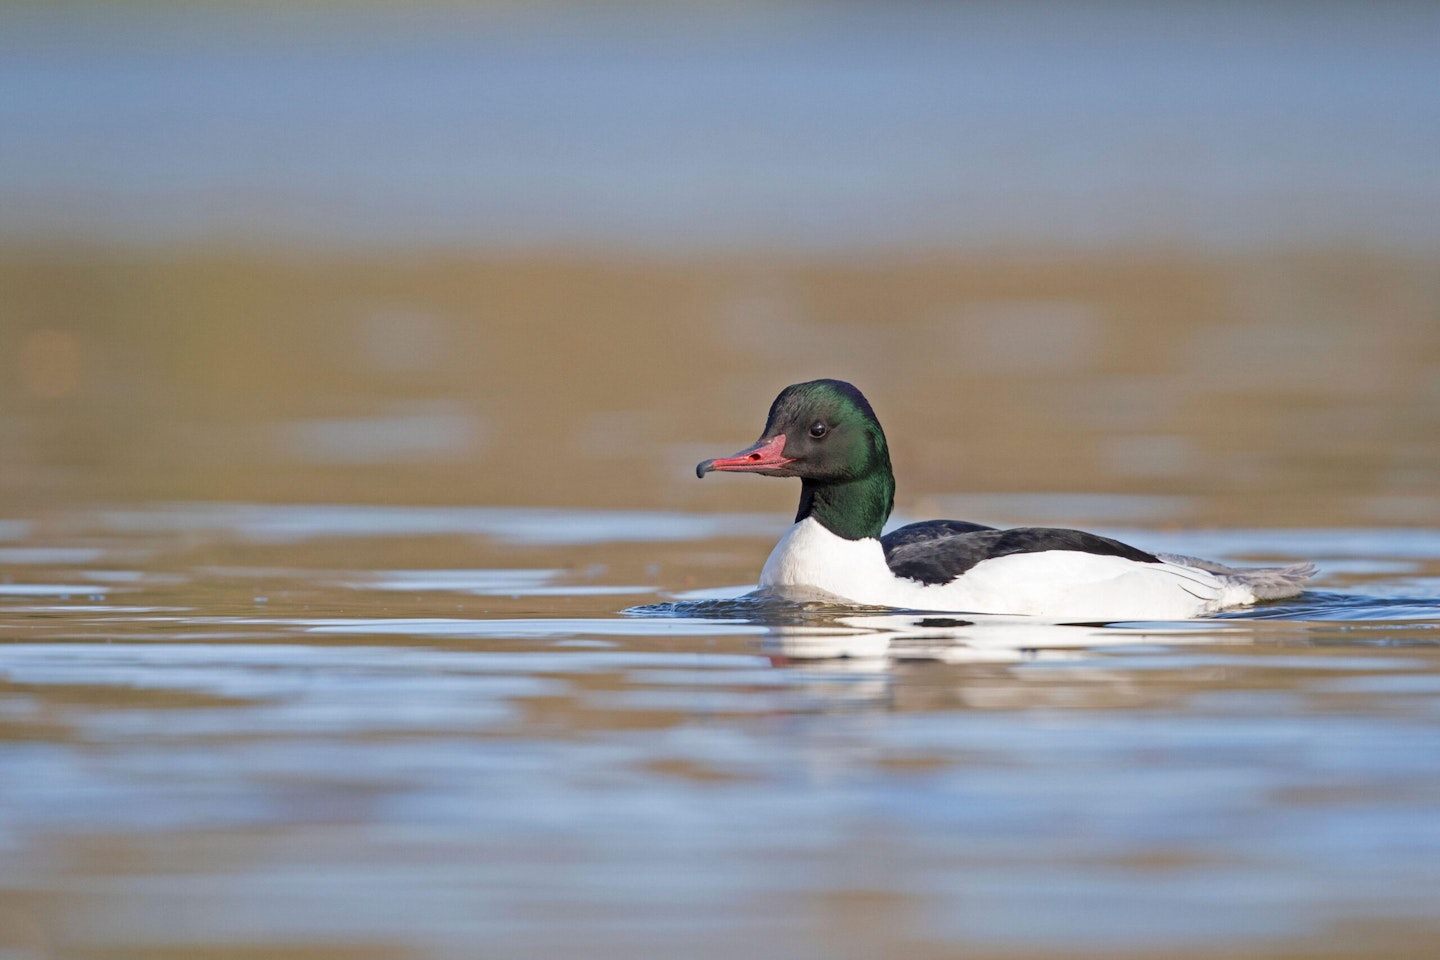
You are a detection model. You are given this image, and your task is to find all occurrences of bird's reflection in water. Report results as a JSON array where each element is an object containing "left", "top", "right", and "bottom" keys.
[{"left": 758, "top": 611, "right": 1244, "bottom": 712}]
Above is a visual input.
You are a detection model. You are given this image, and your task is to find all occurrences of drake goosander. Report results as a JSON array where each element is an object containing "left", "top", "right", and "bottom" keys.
[{"left": 697, "top": 379, "right": 1315, "bottom": 621}]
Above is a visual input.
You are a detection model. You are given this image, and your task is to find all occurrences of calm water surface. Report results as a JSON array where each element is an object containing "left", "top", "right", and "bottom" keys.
[
  {"left": 5, "top": 4, "right": 1440, "bottom": 955},
  {"left": 4, "top": 2, "right": 1438, "bottom": 251},
  {"left": 3, "top": 501, "right": 1439, "bottom": 959}
]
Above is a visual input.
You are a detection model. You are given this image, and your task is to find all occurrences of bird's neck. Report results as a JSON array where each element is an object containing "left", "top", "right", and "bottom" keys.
[{"left": 796, "top": 469, "right": 894, "bottom": 541}]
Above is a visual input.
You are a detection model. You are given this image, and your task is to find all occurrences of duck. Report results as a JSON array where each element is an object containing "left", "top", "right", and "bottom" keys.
[{"left": 697, "top": 379, "right": 1315, "bottom": 621}]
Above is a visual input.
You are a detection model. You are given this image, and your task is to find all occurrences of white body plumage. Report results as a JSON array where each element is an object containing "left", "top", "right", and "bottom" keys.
[{"left": 760, "top": 517, "right": 1256, "bottom": 621}]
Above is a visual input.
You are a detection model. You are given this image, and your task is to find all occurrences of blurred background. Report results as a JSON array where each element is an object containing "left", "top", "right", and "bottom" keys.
[{"left": 3, "top": 0, "right": 1438, "bottom": 525}]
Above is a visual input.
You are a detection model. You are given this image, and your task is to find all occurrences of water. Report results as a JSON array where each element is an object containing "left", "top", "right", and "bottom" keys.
[
  {"left": 3, "top": 502, "right": 1439, "bottom": 959},
  {"left": 3, "top": 2, "right": 1439, "bottom": 252},
  {"left": 5, "top": 3, "right": 1440, "bottom": 956}
]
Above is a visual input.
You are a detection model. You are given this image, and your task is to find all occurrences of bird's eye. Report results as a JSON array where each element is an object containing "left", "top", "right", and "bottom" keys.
[{"left": 808, "top": 422, "right": 828, "bottom": 439}]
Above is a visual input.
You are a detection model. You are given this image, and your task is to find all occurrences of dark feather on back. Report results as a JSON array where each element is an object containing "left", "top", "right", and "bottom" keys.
[
  {"left": 881, "top": 523, "right": 1160, "bottom": 586},
  {"left": 881, "top": 519, "right": 997, "bottom": 547}
]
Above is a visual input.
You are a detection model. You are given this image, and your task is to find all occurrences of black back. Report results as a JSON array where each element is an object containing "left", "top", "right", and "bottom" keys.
[
  {"left": 881, "top": 519, "right": 997, "bottom": 546},
  {"left": 881, "top": 521, "right": 1160, "bottom": 586}
]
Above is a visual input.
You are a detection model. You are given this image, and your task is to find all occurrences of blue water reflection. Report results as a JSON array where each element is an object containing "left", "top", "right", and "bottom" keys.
[
  {"left": 1, "top": 511, "right": 1438, "bottom": 956},
  {"left": 3, "top": 3, "right": 1438, "bottom": 251}
]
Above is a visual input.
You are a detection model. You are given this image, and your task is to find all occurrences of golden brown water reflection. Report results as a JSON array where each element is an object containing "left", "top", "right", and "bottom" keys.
[{"left": 4, "top": 249, "right": 1438, "bottom": 524}]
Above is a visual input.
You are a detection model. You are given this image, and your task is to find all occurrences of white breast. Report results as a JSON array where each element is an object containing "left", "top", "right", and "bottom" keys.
[
  {"left": 760, "top": 517, "right": 895, "bottom": 603},
  {"left": 758, "top": 518, "right": 1244, "bottom": 620}
]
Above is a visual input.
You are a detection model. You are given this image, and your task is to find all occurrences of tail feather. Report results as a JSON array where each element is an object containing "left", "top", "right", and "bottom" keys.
[{"left": 1157, "top": 553, "right": 1317, "bottom": 601}]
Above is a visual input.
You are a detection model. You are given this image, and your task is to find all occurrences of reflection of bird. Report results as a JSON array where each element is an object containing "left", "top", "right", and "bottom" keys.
[
  {"left": 698, "top": 379, "right": 1315, "bottom": 621},
  {"left": 758, "top": 612, "right": 1232, "bottom": 666}
]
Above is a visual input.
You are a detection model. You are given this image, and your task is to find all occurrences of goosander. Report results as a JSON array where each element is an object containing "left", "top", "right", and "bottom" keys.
[{"left": 697, "top": 379, "right": 1315, "bottom": 621}]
